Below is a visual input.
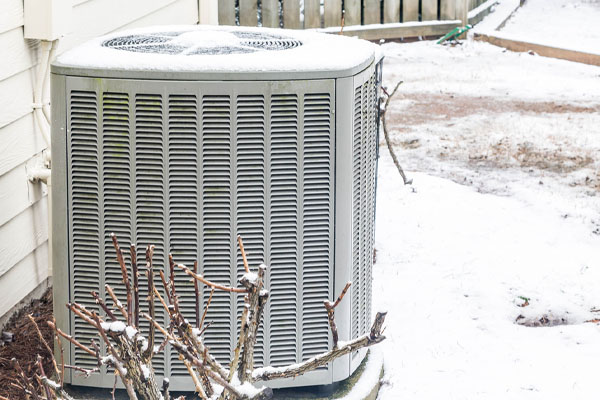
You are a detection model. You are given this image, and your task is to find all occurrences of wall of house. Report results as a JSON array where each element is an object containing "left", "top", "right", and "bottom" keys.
[{"left": 0, "top": 0, "right": 199, "bottom": 323}]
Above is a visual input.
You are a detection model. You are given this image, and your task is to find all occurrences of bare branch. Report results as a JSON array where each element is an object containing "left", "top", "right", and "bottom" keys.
[
  {"left": 27, "top": 314, "right": 61, "bottom": 382},
  {"left": 52, "top": 317, "right": 66, "bottom": 386},
  {"left": 111, "top": 233, "right": 133, "bottom": 325},
  {"left": 66, "top": 303, "right": 100, "bottom": 331},
  {"left": 130, "top": 244, "right": 140, "bottom": 328},
  {"left": 144, "top": 244, "right": 156, "bottom": 361},
  {"left": 200, "top": 287, "right": 215, "bottom": 330},
  {"left": 237, "top": 235, "right": 250, "bottom": 274},
  {"left": 48, "top": 321, "right": 96, "bottom": 358},
  {"left": 324, "top": 282, "right": 352, "bottom": 348},
  {"left": 238, "top": 265, "right": 268, "bottom": 382},
  {"left": 105, "top": 285, "right": 128, "bottom": 321},
  {"left": 177, "top": 264, "right": 248, "bottom": 293},
  {"left": 91, "top": 291, "right": 117, "bottom": 322},
  {"left": 193, "top": 261, "right": 201, "bottom": 327},
  {"left": 253, "top": 312, "right": 387, "bottom": 382},
  {"left": 36, "top": 355, "right": 53, "bottom": 400},
  {"left": 381, "top": 81, "right": 412, "bottom": 185}
]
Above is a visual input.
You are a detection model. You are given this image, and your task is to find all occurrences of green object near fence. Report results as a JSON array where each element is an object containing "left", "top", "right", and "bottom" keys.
[{"left": 437, "top": 24, "right": 473, "bottom": 44}]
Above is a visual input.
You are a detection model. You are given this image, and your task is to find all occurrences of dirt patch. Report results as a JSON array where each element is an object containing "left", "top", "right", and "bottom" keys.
[
  {"left": 0, "top": 289, "right": 54, "bottom": 400},
  {"left": 388, "top": 93, "right": 600, "bottom": 130},
  {"left": 384, "top": 92, "right": 600, "bottom": 183},
  {"left": 515, "top": 314, "right": 569, "bottom": 327}
]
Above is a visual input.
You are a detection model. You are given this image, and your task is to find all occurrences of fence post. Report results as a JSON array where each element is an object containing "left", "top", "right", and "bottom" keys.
[
  {"left": 456, "top": 0, "right": 468, "bottom": 26},
  {"left": 199, "top": 0, "right": 219, "bottom": 25}
]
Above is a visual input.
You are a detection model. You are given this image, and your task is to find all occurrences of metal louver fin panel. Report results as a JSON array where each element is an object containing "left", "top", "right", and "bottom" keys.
[
  {"left": 69, "top": 90, "right": 101, "bottom": 369},
  {"left": 168, "top": 94, "right": 199, "bottom": 375},
  {"left": 269, "top": 94, "right": 299, "bottom": 367},
  {"left": 351, "top": 68, "right": 378, "bottom": 359},
  {"left": 135, "top": 93, "right": 166, "bottom": 375},
  {"left": 302, "top": 93, "right": 332, "bottom": 362},
  {"left": 63, "top": 77, "right": 342, "bottom": 389},
  {"left": 102, "top": 91, "right": 132, "bottom": 318},
  {"left": 236, "top": 94, "right": 266, "bottom": 367},
  {"left": 201, "top": 94, "right": 233, "bottom": 365},
  {"left": 365, "top": 75, "right": 376, "bottom": 335},
  {"left": 101, "top": 92, "right": 132, "bottom": 373},
  {"left": 351, "top": 84, "right": 362, "bottom": 349}
]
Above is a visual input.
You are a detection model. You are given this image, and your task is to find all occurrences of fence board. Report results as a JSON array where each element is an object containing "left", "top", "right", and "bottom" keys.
[
  {"left": 239, "top": 0, "right": 258, "bottom": 26},
  {"left": 218, "top": 0, "right": 235, "bottom": 25},
  {"left": 344, "top": 0, "right": 361, "bottom": 26},
  {"left": 283, "top": 0, "right": 301, "bottom": 28},
  {"left": 440, "top": 0, "right": 456, "bottom": 20},
  {"left": 363, "top": 0, "right": 380, "bottom": 24},
  {"left": 383, "top": 0, "right": 400, "bottom": 23},
  {"left": 262, "top": 0, "right": 279, "bottom": 27},
  {"left": 304, "top": 0, "right": 320, "bottom": 28},
  {"left": 422, "top": 0, "right": 438, "bottom": 21},
  {"left": 402, "top": 0, "right": 419, "bottom": 21},
  {"left": 324, "top": 0, "right": 342, "bottom": 27}
]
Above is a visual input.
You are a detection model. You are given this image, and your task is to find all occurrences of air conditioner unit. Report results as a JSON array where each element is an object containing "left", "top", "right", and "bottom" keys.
[{"left": 51, "top": 25, "right": 382, "bottom": 390}]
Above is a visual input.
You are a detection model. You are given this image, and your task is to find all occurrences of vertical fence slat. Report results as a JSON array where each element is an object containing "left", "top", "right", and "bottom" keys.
[
  {"left": 383, "top": 0, "right": 400, "bottom": 23},
  {"left": 304, "top": 0, "right": 320, "bottom": 28},
  {"left": 363, "top": 0, "right": 380, "bottom": 24},
  {"left": 421, "top": 0, "right": 438, "bottom": 21},
  {"left": 456, "top": 0, "right": 468, "bottom": 25},
  {"left": 440, "top": 0, "right": 456, "bottom": 20},
  {"left": 262, "top": 0, "right": 279, "bottom": 27},
  {"left": 218, "top": 0, "right": 236, "bottom": 25},
  {"left": 344, "top": 0, "right": 361, "bottom": 25},
  {"left": 324, "top": 0, "right": 342, "bottom": 27},
  {"left": 283, "top": 0, "right": 301, "bottom": 28},
  {"left": 402, "top": 0, "right": 419, "bottom": 21},
  {"left": 240, "top": 0, "right": 258, "bottom": 26}
]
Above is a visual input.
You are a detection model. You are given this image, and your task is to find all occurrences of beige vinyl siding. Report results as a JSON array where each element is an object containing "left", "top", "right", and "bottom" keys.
[{"left": 0, "top": 0, "right": 198, "bottom": 320}]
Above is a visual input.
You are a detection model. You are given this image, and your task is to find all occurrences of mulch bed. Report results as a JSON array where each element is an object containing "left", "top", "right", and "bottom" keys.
[{"left": 0, "top": 288, "right": 54, "bottom": 400}]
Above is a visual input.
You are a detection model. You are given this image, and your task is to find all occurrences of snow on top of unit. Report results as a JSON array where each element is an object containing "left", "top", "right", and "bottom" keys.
[{"left": 55, "top": 25, "right": 378, "bottom": 74}]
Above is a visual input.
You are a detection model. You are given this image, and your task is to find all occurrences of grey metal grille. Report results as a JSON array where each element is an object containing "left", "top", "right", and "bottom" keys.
[
  {"left": 351, "top": 69, "right": 378, "bottom": 355},
  {"left": 101, "top": 30, "right": 302, "bottom": 56},
  {"left": 66, "top": 79, "right": 334, "bottom": 380}
]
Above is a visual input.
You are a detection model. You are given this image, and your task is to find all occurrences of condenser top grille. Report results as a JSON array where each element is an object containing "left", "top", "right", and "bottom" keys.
[
  {"left": 53, "top": 25, "right": 379, "bottom": 81},
  {"left": 101, "top": 30, "right": 303, "bottom": 55}
]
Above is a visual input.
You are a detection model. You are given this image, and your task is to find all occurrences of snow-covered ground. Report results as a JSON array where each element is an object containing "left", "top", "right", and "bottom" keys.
[
  {"left": 501, "top": 0, "right": 600, "bottom": 54},
  {"left": 374, "top": 5, "right": 600, "bottom": 398}
]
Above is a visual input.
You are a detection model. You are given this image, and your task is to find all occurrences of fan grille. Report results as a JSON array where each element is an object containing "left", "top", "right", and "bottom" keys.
[{"left": 102, "top": 30, "right": 303, "bottom": 55}]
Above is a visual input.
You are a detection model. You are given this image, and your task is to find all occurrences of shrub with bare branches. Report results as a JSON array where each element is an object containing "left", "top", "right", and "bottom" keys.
[{"left": 11, "top": 233, "right": 387, "bottom": 400}]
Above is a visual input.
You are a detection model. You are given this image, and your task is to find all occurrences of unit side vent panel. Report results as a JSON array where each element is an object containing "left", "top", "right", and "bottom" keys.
[
  {"left": 201, "top": 94, "right": 233, "bottom": 366},
  {"left": 69, "top": 90, "right": 101, "bottom": 369},
  {"left": 236, "top": 94, "right": 267, "bottom": 367},
  {"left": 168, "top": 94, "right": 199, "bottom": 375},
  {"left": 135, "top": 93, "right": 166, "bottom": 375},
  {"left": 351, "top": 69, "right": 379, "bottom": 358},
  {"left": 302, "top": 93, "right": 332, "bottom": 362},
  {"left": 269, "top": 94, "right": 299, "bottom": 367}
]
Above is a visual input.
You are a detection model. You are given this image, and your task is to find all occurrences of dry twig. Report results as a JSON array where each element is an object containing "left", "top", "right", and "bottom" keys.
[{"left": 382, "top": 81, "right": 412, "bottom": 185}]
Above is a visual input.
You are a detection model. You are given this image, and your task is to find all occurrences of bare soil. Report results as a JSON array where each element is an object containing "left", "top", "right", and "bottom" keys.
[
  {"left": 386, "top": 92, "right": 600, "bottom": 190},
  {"left": 389, "top": 93, "right": 600, "bottom": 131},
  {"left": 0, "top": 289, "right": 54, "bottom": 400}
]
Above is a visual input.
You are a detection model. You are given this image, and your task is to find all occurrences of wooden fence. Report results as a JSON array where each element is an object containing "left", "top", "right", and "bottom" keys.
[{"left": 217, "top": 0, "right": 491, "bottom": 34}]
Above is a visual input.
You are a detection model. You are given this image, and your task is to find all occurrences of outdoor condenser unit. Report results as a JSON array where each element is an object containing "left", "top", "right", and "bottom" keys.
[{"left": 51, "top": 25, "right": 382, "bottom": 390}]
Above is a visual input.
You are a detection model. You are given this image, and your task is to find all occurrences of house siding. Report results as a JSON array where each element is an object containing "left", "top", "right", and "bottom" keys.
[{"left": 0, "top": 0, "right": 199, "bottom": 321}]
